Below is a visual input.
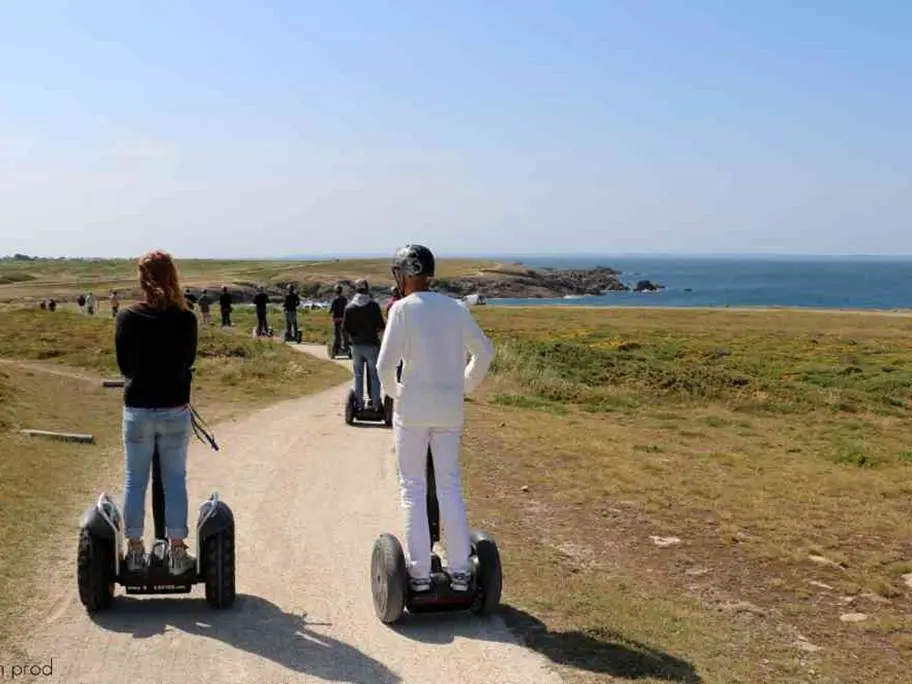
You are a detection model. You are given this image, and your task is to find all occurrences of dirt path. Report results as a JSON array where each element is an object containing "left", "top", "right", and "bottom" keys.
[
  {"left": 0, "top": 358, "right": 103, "bottom": 383},
  {"left": 13, "top": 345, "right": 562, "bottom": 683}
]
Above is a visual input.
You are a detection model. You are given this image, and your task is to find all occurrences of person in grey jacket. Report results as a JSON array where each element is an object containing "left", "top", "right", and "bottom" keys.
[{"left": 342, "top": 279, "right": 385, "bottom": 409}]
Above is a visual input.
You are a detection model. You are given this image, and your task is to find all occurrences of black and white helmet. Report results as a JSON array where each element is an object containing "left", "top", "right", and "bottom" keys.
[{"left": 391, "top": 244, "right": 435, "bottom": 278}]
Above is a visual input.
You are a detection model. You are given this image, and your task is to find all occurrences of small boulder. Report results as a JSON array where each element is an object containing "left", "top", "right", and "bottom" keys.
[
  {"left": 651, "top": 536, "right": 681, "bottom": 547},
  {"left": 808, "top": 554, "right": 845, "bottom": 569},
  {"left": 839, "top": 612, "right": 868, "bottom": 623}
]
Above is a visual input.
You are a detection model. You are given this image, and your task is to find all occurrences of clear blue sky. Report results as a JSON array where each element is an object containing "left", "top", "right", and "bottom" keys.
[{"left": 1, "top": 1, "right": 910, "bottom": 258}]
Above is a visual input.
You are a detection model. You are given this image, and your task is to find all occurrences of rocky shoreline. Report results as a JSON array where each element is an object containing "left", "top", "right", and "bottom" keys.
[{"left": 201, "top": 265, "right": 661, "bottom": 303}]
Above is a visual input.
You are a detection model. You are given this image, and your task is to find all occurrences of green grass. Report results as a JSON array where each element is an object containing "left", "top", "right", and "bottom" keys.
[
  {"left": 228, "top": 304, "right": 333, "bottom": 345},
  {"left": 0, "top": 367, "right": 124, "bottom": 643},
  {"left": 461, "top": 306, "right": 912, "bottom": 683},
  {"left": 0, "top": 308, "right": 347, "bottom": 412}
]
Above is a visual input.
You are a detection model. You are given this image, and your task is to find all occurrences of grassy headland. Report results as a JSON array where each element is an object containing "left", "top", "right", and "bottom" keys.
[
  {"left": 0, "top": 257, "right": 499, "bottom": 304},
  {"left": 461, "top": 306, "right": 912, "bottom": 683}
]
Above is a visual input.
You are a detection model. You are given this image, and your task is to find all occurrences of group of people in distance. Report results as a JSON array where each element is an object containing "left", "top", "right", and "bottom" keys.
[
  {"left": 112, "top": 245, "right": 495, "bottom": 594},
  {"left": 253, "top": 284, "right": 302, "bottom": 338}
]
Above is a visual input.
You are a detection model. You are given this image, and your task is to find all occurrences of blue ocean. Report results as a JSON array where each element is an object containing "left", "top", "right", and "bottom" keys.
[{"left": 486, "top": 256, "right": 912, "bottom": 311}]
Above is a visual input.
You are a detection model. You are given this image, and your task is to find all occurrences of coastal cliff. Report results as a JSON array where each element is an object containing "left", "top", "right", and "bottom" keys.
[{"left": 208, "top": 265, "right": 637, "bottom": 302}]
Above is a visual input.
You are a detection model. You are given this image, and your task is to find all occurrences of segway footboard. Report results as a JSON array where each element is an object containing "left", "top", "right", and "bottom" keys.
[{"left": 405, "top": 569, "right": 478, "bottom": 613}]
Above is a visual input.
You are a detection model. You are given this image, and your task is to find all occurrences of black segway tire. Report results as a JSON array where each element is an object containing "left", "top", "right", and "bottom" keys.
[
  {"left": 371, "top": 534, "right": 407, "bottom": 624},
  {"left": 383, "top": 396, "right": 393, "bottom": 427},
  {"left": 469, "top": 530, "right": 502, "bottom": 616},
  {"left": 203, "top": 530, "right": 236, "bottom": 609},
  {"left": 345, "top": 391, "right": 356, "bottom": 425},
  {"left": 77, "top": 527, "right": 115, "bottom": 612}
]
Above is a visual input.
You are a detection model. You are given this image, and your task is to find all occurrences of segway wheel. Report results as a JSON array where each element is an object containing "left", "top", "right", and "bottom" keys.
[
  {"left": 370, "top": 534, "right": 407, "bottom": 624},
  {"left": 76, "top": 527, "right": 115, "bottom": 612},
  {"left": 383, "top": 396, "right": 393, "bottom": 427},
  {"left": 345, "top": 392, "right": 355, "bottom": 425},
  {"left": 326, "top": 341, "right": 335, "bottom": 359},
  {"left": 469, "top": 531, "right": 502, "bottom": 616},
  {"left": 203, "top": 530, "right": 236, "bottom": 609}
]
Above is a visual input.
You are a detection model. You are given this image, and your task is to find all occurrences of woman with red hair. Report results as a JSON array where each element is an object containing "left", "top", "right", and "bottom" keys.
[{"left": 115, "top": 251, "right": 198, "bottom": 575}]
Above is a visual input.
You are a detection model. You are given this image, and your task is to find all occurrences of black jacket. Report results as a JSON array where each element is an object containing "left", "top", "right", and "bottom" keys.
[
  {"left": 219, "top": 292, "right": 232, "bottom": 311},
  {"left": 115, "top": 304, "right": 197, "bottom": 408},
  {"left": 253, "top": 292, "right": 269, "bottom": 311},
  {"left": 342, "top": 296, "right": 385, "bottom": 346},
  {"left": 330, "top": 295, "right": 347, "bottom": 319},
  {"left": 284, "top": 292, "right": 300, "bottom": 311}
]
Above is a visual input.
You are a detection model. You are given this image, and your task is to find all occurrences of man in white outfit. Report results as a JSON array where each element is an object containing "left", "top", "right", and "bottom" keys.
[{"left": 377, "top": 244, "right": 494, "bottom": 593}]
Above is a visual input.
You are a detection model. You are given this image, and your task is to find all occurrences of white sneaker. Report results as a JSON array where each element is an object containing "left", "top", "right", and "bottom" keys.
[
  {"left": 125, "top": 542, "right": 146, "bottom": 572},
  {"left": 168, "top": 542, "right": 196, "bottom": 576},
  {"left": 409, "top": 577, "right": 432, "bottom": 593},
  {"left": 449, "top": 571, "right": 472, "bottom": 592}
]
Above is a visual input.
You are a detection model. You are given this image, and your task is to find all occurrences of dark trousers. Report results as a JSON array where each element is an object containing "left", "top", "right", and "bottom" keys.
[
  {"left": 221, "top": 308, "right": 231, "bottom": 327},
  {"left": 256, "top": 308, "right": 268, "bottom": 334},
  {"left": 332, "top": 320, "right": 350, "bottom": 350},
  {"left": 284, "top": 310, "right": 298, "bottom": 338}
]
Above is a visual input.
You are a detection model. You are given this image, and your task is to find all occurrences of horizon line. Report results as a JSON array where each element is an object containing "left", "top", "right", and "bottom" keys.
[{"left": 4, "top": 251, "right": 912, "bottom": 261}]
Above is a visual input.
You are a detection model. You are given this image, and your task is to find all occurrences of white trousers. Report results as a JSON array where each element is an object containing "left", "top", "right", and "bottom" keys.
[{"left": 394, "top": 423, "right": 472, "bottom": 578}]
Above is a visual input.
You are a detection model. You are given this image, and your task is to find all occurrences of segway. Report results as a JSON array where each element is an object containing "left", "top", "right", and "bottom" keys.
[
  {"left": 77, "top": 407, "right": 236, "bottom": 613},
  {"left": 344, "top": 358, "right": 393, "bottom": 427},
  {"left": 252, "top": 326, "right": 274, "bottom": 338},
  {"left": 370, "top": 448, "right": 503, "bottom": 624},
  {"left": 327, "top": 337, "right": 352, "bottom": 359},
  {"left": 284, "top": 329, "right": 303, "bottom": 343}
]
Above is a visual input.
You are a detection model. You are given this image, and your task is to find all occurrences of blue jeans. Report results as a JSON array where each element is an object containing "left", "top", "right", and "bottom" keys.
[
  {"left": 352, "top": 344, "right": 381, "bottom": 408},
  {"left": 122, "top": 406, "right": 191, "bottom": 539}
]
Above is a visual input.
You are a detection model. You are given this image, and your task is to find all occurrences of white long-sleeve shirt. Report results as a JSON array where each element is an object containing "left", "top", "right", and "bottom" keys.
[{"left": 377, "top": 291, "right": 494, "bottom": 428}]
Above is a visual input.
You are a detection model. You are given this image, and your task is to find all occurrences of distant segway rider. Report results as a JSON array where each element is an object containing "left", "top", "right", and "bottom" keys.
[
  {"left": 329, "top": 285, "right": 348, "bottom": 354},
  {"left": 284, "top": 285, "right": 300, "bottom": 339},
  {"left": 184, "top": 288, "right": 197, "bottom": 310},
  {"left": 343, "top": 279, "right": 385, "bottom": 410},
  {"left": 198, "top": 289, "right": 212, "bottom": 325},
  {"left": 115, "top": 250, "right": 197, "bottom": 575},
  {"left": 219, "top": 286, "right": 232, "bottom": 327},
  {"left": 86, "top": 292, "right": 96, "bottom": 315},
  {"left": 253, "top": 286, "right": 270, "bottom": 336},
  {"left": 77, "top": 294, "right": 86, "bottom": 312},
  {"left": 377, "top": 244, "right": 494, "bottom": 593},
  {"left": 110, "top": 290, "right": 120, "bottom": 318}
]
